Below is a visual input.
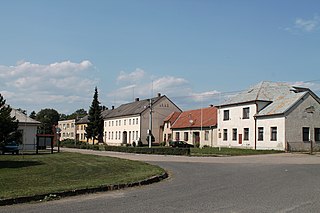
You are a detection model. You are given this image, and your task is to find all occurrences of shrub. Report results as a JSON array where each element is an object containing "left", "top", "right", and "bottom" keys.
[
  {"left": 132, "top": 141, "right": 136, "bottom": 147},
  {"left": 103, "top": 146, "right": 190, "bottom": 156},
  {"left": 137, "top": 139, "right": 143, "bottom": 147},
  {"left": 159, "top": 141, "right": 166, "bottom": 147},
  {"left": 195, "top": 142, "right": 200, "bottom": 148}
]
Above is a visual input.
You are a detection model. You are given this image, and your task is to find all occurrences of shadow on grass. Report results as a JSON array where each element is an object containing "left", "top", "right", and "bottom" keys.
[{"left": 0, "top": 161, "right": 43, "bottom": 169}]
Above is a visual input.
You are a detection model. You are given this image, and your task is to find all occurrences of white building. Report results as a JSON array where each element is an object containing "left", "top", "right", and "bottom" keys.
[
  {"left": 217, "top": 81, "right": 320, "bottom": 151},
  {"left": 104, "top": 94, "right": 181, "bottom": 146},
  {"left": 58, "top": 119, "right": 76, "bottom": 141},
  {"left": 10, "top": 108, "right": 41, "bottom": 150}
]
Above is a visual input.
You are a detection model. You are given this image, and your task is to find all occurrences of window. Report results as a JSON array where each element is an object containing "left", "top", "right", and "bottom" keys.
[
  {"left": 258, "top": 127, "right": 264, "bottom": 141},
  {"left": 205, "top": 131, "right": 209, "bottom": 141},
  {"left": 119, "top": 131, "right": 121, "bottom": 141},
  {"left": 112, "top": 121, "right": 114, "bottom": 126},
  {"left": 176, "top": 132, "right": 180, "bottom": 141},
  {"left": 119, "top": 120, "right": 121, "bottom": 126},
  {"left": 109, "top": 121, "right": 111, "bottom": 126},
  {"left": 232, "top": 129, "right": 237, "bottom": 141},
  {"left": 108, "top": 132, "right": 110, "bottom": 140},
  {"left": 184, "top": 132, "right": 189, "bottom": 141},
  {"left": 129, "top": 119, "right": 131, "bottom": 125},
  {"left": 223, "top": 129, "right": 228, "bottom": 141},
  {"left": 136, "top": 131, "right": 138, "bottom": 140},
  {"left": 244, "top": 128, "right": 249, "bottom": 141},
  {"left": 303, "top": 127, "right": 310, "bottom": 141},
  {"left": 271, "top": 127, "right": 277, "bottom": 141},
  {"left": 315, "top": 128, "right": 320, "bottom": 142},
  {"left": 116, "top": 120, "right": 118, "bottom": 126},
  {"left": 136, "top": 118, "right": 139, "bottom": 125},
  {"left": 116, "top": 131, "right": 118, "bottom": 140},
  {"left": 223, "top": 110, "right": 229, "bottom": 121},
  {"left": 124, "top": 119, "right": 126, "bottom": 125},
  {"left": 243, "top": 107, "right": 250, "bottom": 119}
]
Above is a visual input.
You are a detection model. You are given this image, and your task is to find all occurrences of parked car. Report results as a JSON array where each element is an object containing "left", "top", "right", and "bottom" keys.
[
  {"left": 169, "top": 140, "right": 194, "bottom": 148},
  {"left": 0, "top": 141, "right": 19, "bottom": 155}
]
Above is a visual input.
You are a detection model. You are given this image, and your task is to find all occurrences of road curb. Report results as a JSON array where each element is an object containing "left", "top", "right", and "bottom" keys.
[{"left": 0, "top": 172, "right": 168, "bottom": 206}]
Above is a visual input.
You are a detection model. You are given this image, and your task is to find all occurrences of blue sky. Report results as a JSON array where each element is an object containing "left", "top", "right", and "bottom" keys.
[{"left": 0, "top": 0, "right": 320, "bottom": 114}]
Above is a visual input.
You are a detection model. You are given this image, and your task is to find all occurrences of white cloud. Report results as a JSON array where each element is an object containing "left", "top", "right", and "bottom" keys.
[
  {"left": 0, "top": 60, "right": 97, "bottom": 114},
  {"left": 109, "top": 69, "right": 222, "bottom": 110},
  {"left": 117, "top": 68, "right": 145, "bottom": 83},
  {"left": 189, "top": 90, "right": 221, "bottom": 102},
  {"left": 286, "top": 15, "right": 320, "bottom": 33},
  {"left": 292, "top": 81, "right": 320, "bottom": 92}
]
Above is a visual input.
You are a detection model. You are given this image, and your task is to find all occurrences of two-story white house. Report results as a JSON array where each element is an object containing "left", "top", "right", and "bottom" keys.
[
  {"left": 104, "top": 94, "right": 181, "bottom": 146},
  {"left": 217, "top": 81, "right": 320, "bottom": 151}
]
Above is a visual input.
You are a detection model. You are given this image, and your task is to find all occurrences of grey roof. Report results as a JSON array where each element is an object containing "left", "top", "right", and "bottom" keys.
[
  {"left": 10, "top": 108, "right": 41, "bottom": 125},
  {"left": 76, "top": 115, "right": 89, "bottom": 124},
  {"left": 221, "top": 81, "right": 312, "bottom": 116},
  {"left": 106, "top": 96, "right": 163, "bottom": 119}
]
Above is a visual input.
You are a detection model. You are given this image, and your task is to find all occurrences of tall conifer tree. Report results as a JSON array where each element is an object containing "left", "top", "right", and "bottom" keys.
[
  {"left": 86, "top": 87, "right": 104, "bottom": 144},
  {"left": 0, "top": 93, "right": 19, "bottom": 145}
]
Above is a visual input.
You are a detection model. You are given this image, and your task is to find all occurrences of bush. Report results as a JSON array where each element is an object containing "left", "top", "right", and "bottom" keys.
[
  {"left": 159, "top": 141, "right": 166, "bottom": 147},
  {"left": 132, "top": 141, "right": 136, "bottom": 147},
  {"left": 104, "top": 145, "right": 190, "bottom": 156},
  {"left": 137, "top": 139, "right": 143, "bottom": 147},
  {"left": 60, "top": 139, "right": 82, "bottom": 148},
  {"left": 195, "top": 142, "right": 200, "bottom": 148}
]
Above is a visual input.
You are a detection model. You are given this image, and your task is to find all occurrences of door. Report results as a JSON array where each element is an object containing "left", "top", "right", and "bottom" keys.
[
  {"left": 238, "top": 134, "right": 242, "bottom": 144},
  {"left": 122, "top": 131, "right": 128, "bottom": 144}
]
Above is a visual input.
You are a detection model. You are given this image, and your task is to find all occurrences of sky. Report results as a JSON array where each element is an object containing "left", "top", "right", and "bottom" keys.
[{"left": 0, "top": 0, "right": 320, "bottom": 114}]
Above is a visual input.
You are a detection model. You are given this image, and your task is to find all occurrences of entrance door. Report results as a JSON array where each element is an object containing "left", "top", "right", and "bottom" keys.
[
  {"left": 238, "top": 134, "right": 242, "bottom": 144},
  {"left": 122, "top": 131, "right": 128, "bottom": 144},
  {"left": 193, "top": 132, "right": 200, "bottom": 145}
]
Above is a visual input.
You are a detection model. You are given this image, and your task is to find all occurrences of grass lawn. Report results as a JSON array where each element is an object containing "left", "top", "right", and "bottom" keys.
[
  {"left": 191, "top": 147, "right": 284, "bottom": 156},
  {"left": 0, "top": 152, "right": 164, "bottom": 200}
]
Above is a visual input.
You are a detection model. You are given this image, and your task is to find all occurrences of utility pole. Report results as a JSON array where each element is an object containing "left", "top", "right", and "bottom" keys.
[{"left": 148, "top": 98, "right": 152, "bottom": 148}]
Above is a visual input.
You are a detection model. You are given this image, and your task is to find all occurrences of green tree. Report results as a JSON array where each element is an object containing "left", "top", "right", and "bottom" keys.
[
  {"left": 86, "top": 87, "right": 104, "bottom": 144},
  {"left": 36, "top": 108, "right": 60, "bottom": 134},
  {"left": 29, "top": 111, "right": 36, "bottom": 119},
  {"left": 0, "top": 93, "right": 20, "bottom": 145}
]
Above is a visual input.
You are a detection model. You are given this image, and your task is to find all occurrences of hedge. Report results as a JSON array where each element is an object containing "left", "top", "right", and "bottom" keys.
[
  {"left": 103, "top": 146, "right": 190, "bottom": 156},
  {"left": 60, "top": 141, "right": 190, "bottom": 156}
]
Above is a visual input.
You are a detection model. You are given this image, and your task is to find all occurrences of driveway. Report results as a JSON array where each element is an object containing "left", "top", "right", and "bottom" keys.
[{"left": 2, "top": 149, "right": 320, "bottom": 213}]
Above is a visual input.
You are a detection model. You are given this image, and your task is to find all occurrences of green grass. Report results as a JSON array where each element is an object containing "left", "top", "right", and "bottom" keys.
[
  {"left": 190, "top": 147, "right": 284, "bottom": 156},
  {"left": 0, "top": 152, "right": 164, "bottom": 200}
]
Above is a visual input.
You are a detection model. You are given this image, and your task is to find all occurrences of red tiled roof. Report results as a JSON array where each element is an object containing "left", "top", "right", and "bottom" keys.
[
  {"left": 171, "top": 106, "right": 217, "bottom": 129},
  {"left": 164, "top": 111, "right": 181, "bottom": 123}
]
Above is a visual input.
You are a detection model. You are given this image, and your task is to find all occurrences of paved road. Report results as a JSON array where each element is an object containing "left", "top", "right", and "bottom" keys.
[{"left": 2, "top": 149, "right": 320, "bottom": 213}]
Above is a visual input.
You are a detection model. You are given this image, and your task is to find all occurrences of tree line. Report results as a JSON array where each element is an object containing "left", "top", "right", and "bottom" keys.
[{"left": 0, "top": 87, "right": 104, "bottom": 145}]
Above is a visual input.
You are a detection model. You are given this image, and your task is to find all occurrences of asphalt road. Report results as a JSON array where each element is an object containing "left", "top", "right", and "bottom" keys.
[{"left": 2, "top": 149, "right": 320, "bottom": 213}]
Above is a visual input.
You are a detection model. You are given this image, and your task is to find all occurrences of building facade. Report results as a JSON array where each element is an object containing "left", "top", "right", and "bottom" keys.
[
  {"left": 58, "top": 119, "right": 76, "bottom": 141},
  {"left": 104, "top": 94, "right": 181, "bottom": 146},
  {"left": 217, "top": 81, "right": 320, "bottom": 151},
  {"left": 10, "top": 108, "right": 41, "bottom": 150},
  {"left": 165, "top": 106, "right": 218, "bottom": 147}
]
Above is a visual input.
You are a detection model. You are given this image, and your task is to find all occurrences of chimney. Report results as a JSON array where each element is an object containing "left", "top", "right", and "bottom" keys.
[
  {"left": 112, "top": 106, "right": 115, "bottom": 110},
  {"left": 135, "top": 98, "right": 140, "bottom": 102},
  {"left": 157, "top": 93, "right": 161, "bottom": 97}
]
